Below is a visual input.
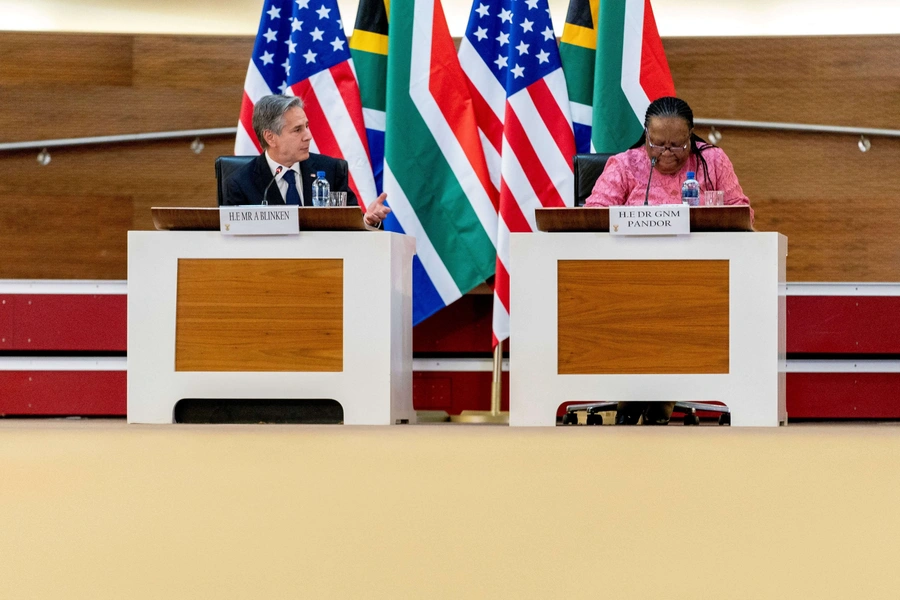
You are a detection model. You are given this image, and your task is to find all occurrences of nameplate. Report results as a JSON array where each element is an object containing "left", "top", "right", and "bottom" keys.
[
  {"left": 609, "top": 205, "right": 689, "bottom": 236},
  {"left": 219, "top": 206, "right": 299, "bottom": 236}
]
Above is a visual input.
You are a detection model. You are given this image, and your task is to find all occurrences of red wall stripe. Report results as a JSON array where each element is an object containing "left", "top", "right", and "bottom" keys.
[
  {"left": 0, "top": 371, "right": 125, "bottom": 416},
  {"left": 787, "top": 296, "right": 900, "bottom": 354},
  {"left": 3, "top": 294, "right": 900, "bottom": 419},
  {"left": 787, "top": 373, "right": 900, "bottom": 419},
  {"left": 414, "top": 371, "right": 509, "bottom": 415},
  {"left": 2, "top": 370, "right": 899, "bottom": 420},
  {"left": 1, "top": 294, "right": 126, "bottom": 351},
  {"left": 0, "top": 296, "right": 12, "bottom": 350}
]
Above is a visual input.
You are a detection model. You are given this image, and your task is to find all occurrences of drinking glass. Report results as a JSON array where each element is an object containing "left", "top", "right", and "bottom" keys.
[
  {"left": 326, "top": 191, "right": 347, "bottom": 207},
  {"left": 703, "top": 190, "right": 724, "bottom": 206}
]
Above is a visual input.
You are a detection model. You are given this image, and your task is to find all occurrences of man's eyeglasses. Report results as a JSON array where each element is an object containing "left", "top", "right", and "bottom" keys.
[{"left": 646, "top": 131, "right": 691, "bottom": 155}]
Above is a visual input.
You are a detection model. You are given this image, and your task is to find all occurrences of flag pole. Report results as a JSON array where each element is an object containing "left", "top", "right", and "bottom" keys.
[
  {"left": 451, "top": 339, "right": 508, "bottom": 424},
  {"left": 490, "top": 339, "right": 503, "bottom": 417}
]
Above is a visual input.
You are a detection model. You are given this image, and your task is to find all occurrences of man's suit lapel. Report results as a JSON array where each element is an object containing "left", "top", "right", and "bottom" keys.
[
  {"left": 299, "top": 155, "right": 319, "bottom": 207},
  {"left": 254, "top": 154, "right": 284, "bottom": 205},
  {"left": 256, "top": 153, "right": 326, "bottom": 207}
]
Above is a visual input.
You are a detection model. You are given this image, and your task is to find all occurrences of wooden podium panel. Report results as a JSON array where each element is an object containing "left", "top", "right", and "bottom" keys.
[
  {"left": 175, "top": 259, "right": 343, "bottom": 372},
  {"left": 510, "top": 232, "right": 787, "bottom": 427},
  {"left": 558, "top": 260, "right": 729, "bottom": 375},
  {"left": 128, "top": 229, "right": 416, "bottom": 425}
]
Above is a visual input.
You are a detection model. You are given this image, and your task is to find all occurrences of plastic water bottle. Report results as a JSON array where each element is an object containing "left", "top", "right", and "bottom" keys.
[
  {"left": 312, "top": 171, "right": 330, "bottom": 207},
  {"left": 681, "top": 171, "right": 700, "bottom": 207}
]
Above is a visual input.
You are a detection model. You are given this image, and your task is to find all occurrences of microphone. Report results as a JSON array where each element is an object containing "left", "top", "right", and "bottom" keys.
[
  {"left": 261, "top": 165, "right": 283, "bottom": 206},
  {"left": 643, "top": 157, "right": 657, "bottom": 206}
]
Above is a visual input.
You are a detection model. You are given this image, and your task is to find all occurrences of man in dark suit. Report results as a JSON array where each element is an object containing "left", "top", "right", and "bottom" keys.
[{"left": 223, "top": 95, "right": 390, "bottom": 229}]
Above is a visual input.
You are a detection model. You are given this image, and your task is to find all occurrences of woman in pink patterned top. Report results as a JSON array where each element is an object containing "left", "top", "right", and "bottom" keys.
[
  {"left": 585, "top": 97, "right": 751, "bottom": 221},
  {"left": 586, "top": 97, "right": 752, "bottom": 426}
]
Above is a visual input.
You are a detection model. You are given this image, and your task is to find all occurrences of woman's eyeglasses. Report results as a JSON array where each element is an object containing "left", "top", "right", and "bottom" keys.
[{"left": 646, "top": 131, "right": 691, "bottom": 155}]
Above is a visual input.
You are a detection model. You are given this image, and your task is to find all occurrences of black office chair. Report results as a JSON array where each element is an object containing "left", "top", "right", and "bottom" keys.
[
  {"left": 563, "top": 401, "right": 730, "bottom": 426},
  {"left": 573, "top": 152, "right": 614, "bottom": 206},
  {"left": 562, "top": 153, "right": 731, "bottom": 426},
  {"left": 215, "top": 155, "right": 256, "bottom": 205}
]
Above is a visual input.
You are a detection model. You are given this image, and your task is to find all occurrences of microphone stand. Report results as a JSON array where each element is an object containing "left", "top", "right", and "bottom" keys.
[
  {"left": 261, "top": 165, "right": 283, "bottom": 206},
  {"left": 643, "top": 156, "right": 657, "bottom": 206}
]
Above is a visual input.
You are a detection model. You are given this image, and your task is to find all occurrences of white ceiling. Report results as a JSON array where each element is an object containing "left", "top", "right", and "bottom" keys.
[{"left": 1, "top": 0, "right": 898, "bottom": 37}]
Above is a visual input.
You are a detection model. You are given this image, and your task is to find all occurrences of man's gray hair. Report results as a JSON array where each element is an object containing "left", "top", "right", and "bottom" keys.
[{"left": 252, "top": 95, "right": 305, "bottom": 149}]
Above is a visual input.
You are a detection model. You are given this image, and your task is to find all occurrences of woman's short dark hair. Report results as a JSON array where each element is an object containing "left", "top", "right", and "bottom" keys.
[
  {"left": 632, "top": 96, "right": 715, "bottom": 188},
  {"left": 644, "top": 96, "right": 694, "bottom": 129}
]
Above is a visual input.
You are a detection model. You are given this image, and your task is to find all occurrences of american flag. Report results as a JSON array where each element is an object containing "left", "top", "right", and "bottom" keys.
[
  {"left": 460, "top": 0, "right": 576, "bottom": 346},
  {"left": 235, "top": 0, "right": 377, "bottom": 207}
]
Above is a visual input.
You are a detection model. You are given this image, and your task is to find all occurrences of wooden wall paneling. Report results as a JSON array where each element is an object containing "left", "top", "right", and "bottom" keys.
[
  {"left": 0, "top": 86, "right": 242, "bottom": 140},
  {"left": 0, "top": 137, "right": 232, "bottom": 279},
  {"left": 0, "top": 84, "right": 243, "bottom": 142},
  {"left": 692, "top": 130, "right": 900, "bottom": 203},
  {"left": 128, "top": 35, "right": 250, "bottom": 131},
  {"left": 665, "top": 36, "right": 900, "bottom": 281},
  {"left": 120, "top": 88, "right": 243, "bottom": 133},
  {"left": 175, "top": 258, "right": 344, "bottom": 372},
  {"left": 0, "top": 32, "right": 247, "bottom": 141},
  {"left": 0, "top": 140, "right": 231, "bottom": 196},
  {"left": 2, "top": 32, "right": 900, "bottom": 282},
  {"left": 680, "top": 130, "right": 900, "bottom": 282},
  {"left": 664, "top": 35, "right": 900, "bottom": 129},
  {"left": 0, "top": 87, "right": 139, "bottom": 141},
  {"left": 0, "top": 140, "right": 226, "bottom": 197},
  {"left": 3, "top": 195, "right": 132, "bottom": 280},
  {"left": 132, "top": 35, "right": 253, "bottom": 89},
  {"left": 753, "top": 196, "right": 900, "bottom": 282},
  {"left": 557, "top": 260, "right": 730, "bottom": 375},
  {"left": 0, "top": 32, "right": 133, "bottom": 88}
]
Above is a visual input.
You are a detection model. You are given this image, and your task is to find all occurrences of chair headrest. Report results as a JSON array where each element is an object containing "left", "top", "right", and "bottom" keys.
[
  {"left": 215, "top": 155, "right": 257, "bottom": 205},
  {"left": 573, "top": 153, "right": 615, "bottom": 207}
]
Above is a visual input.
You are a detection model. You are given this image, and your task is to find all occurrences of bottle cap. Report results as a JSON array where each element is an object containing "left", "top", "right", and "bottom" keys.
[
  {"left": 686, "top": 171, "right": 695, "bottom": 179},
  {"left": 317, "top": 171, "right": 326, "bottom": 178}
]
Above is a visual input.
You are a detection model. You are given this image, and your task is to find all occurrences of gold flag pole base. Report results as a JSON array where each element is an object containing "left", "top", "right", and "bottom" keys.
[
  {"left": 450, "top": 341, "right": 508, "bottom": 424},
  {"left": 450, "top": 410, "right": 509, "bottom": 424}
]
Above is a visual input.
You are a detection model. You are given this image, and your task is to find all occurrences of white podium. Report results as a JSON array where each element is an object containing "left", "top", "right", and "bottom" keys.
[
  {"left": 509, "top": 230, "right": 787, "bottom": 427},
  {"left": 127, "top": 225, "right": 415, "bottom": 425}
]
